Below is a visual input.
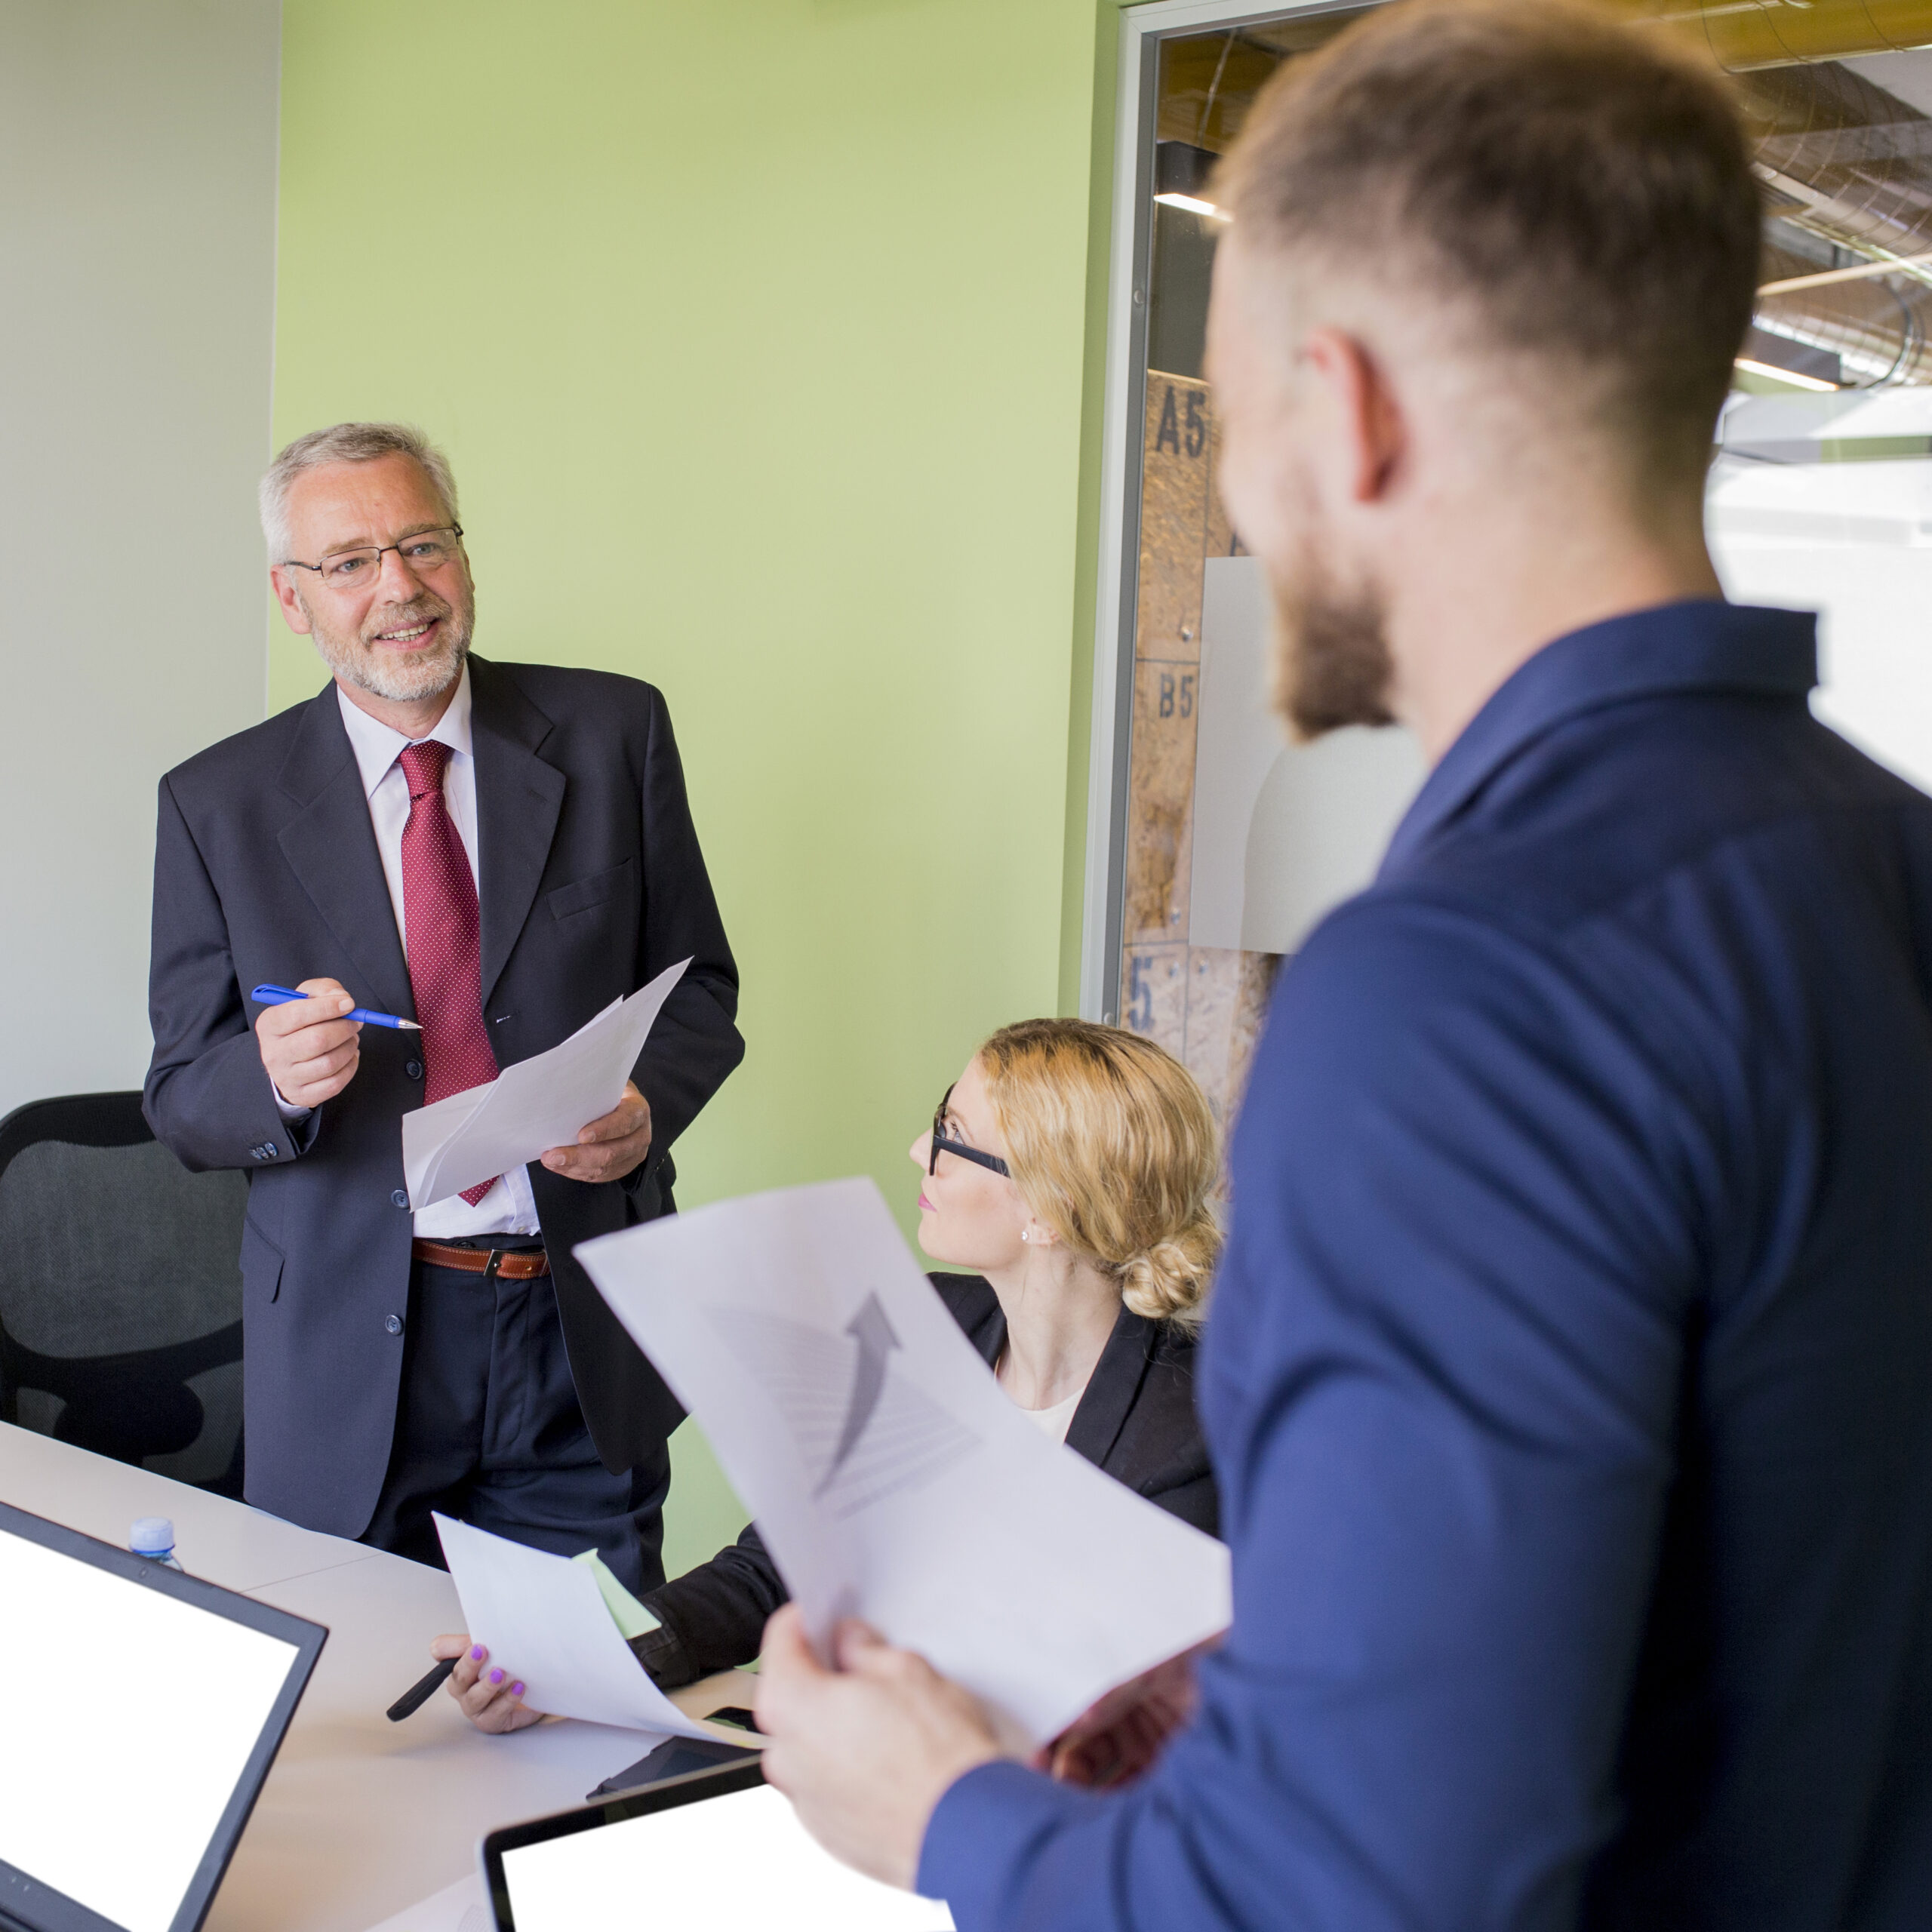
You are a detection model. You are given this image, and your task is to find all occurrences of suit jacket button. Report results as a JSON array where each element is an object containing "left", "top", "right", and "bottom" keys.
[
  {"left": 262, "top": 1141, "right": 278, "bottom": 1159},
  {"left": 391, "top": 1189, "right": 409, "bottom": 1208},
  {"left": 405, "top": 1060, "right": 423, "bottom": 1081},
  {"left": 385, "top": 1314, "right": 404, "bottom": 1336},
  {"left": 249, "top": 1146, "right": 265, "bottom": 1161}
]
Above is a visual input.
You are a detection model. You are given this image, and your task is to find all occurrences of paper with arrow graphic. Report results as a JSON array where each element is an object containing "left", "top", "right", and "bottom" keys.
[{"left": 574, "top": 1176, "right": 1232, "bottom": 1749}]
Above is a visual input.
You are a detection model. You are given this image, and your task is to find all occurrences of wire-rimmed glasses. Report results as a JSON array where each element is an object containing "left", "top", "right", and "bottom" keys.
[{"left": 282, "top": 525, "right": 464, "bottom": 592}]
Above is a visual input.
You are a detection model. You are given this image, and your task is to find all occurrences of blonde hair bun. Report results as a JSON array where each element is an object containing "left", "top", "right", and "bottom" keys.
[
  {"left": 978, "top": 1019, "right": 1222, "bottom": 1326},
  {"left": 1119, "top": 1217, "right": 1220, "bottom": 1327}
]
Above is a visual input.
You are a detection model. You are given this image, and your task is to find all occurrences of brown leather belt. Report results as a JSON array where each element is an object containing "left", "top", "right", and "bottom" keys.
[{"left": 411, "top": 1239, "right": 550, "bottom": 1279}]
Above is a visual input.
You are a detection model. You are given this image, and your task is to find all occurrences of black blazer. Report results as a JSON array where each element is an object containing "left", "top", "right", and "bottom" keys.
[
  {"left": 143, "top": 657, "right": 743, "bottom": 1538},
  {"left": 636, "top": 1271, "right": 1216, "bottom": 1684}
]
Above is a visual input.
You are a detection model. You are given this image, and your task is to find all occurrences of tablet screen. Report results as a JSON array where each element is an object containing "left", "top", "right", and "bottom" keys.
[
  {"left": 498, "top": 1783, "right": 954, "bottom": 1932},
  {"left": 0, "top": 1521, "right": 304, "bottom": 1932}
]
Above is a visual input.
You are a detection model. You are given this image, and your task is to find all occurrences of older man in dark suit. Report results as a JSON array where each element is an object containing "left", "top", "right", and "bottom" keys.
[{"left": 145, "top": 421, "right": 743, "bottom": 1591}]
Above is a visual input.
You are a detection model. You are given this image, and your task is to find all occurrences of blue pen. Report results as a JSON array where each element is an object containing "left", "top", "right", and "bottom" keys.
[{"left": 251, "top": 984, "right": 421, "bottom": 1031}]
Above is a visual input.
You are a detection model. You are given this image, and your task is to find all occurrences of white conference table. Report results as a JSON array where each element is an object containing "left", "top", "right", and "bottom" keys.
[{"left": 0, "top": 1423, "right": 760, "bottom": 1932}]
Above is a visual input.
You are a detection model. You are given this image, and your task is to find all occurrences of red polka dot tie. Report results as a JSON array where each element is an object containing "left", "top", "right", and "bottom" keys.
[{"left": 399, "top": 740, "right": 500, "bottom": 1205}]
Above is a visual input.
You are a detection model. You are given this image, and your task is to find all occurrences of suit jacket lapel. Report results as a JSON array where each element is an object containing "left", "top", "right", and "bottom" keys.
[
  {"left": 1065, "top": 1304, "right": 1155, "bottom": 1472},
  {"left": 275, "top": 685, "right": 416, "bottom": 1020},
  {"left": 469, "top": 656, "right": 566, "bottom": 1011}
]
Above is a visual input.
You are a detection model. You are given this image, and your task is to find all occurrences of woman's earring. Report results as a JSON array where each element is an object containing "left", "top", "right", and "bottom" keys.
[{"left": 1020, "top": 1230, "right": 1032, "bottom": 1244}]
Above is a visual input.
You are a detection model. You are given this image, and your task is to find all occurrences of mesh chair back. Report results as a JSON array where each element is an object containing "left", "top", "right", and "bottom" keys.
[{"left": 0, "top": 1093, "right": 247, "bottom": 1491}]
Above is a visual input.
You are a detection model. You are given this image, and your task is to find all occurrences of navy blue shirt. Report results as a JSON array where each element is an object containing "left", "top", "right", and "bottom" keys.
[{"left": 920, "top": 602, "right": 1932, "bottom": 1930}]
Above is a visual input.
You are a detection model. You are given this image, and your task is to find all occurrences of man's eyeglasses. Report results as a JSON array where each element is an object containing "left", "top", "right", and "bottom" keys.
[
  {"left": 282, "top": 525, "right": 464, "bottom": 592},
  {"left": 928, "top": 1084, "right": 1010, "bottom": 1178}
]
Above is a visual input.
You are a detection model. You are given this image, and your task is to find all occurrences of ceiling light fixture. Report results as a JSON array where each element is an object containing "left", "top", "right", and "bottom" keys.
[
  {"left": 1734, "top": 356, "right": 1841, "bottom": 392},
  {"left": 1155, "top": 190, "right": 1231, "bottom": 220},
  {"left": 1759, "top": 248, "right": 1932, "bottom": 296},
  {"left": 1154, "top": 141, "right": 1230, "bottom": 221}
]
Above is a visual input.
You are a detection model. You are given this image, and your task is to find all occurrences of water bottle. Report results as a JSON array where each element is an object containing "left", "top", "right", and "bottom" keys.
[{"left": 129, "top": 1517, "right": 183, "bottom": 1572}]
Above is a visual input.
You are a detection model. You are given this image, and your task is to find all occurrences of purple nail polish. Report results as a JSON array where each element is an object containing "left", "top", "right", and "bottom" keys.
[
  {"left": 489, "top": 1668, "right": 505, "bottom": 1685},
  {"left": 469, "top": 1646, "right": 485, "bottom": 1661},
  {"left": 511, "top": 1682, "right": 525, "bottom": 1697}
]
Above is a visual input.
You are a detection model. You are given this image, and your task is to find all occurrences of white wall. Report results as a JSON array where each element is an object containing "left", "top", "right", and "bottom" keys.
[
  {"left": 0, "top": 0, "right": 281, "bottom": 1116},
  {"left": 1189, "top": 557, "right": 1425, "bottom": 955},
  {"left": 1711, "top": 392, "right": 1932, "bottom": 801}
]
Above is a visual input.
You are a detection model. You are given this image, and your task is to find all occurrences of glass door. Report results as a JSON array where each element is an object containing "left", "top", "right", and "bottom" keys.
[{"left": 1092, "top": 1, "right": 1932, "bottom": 1134}]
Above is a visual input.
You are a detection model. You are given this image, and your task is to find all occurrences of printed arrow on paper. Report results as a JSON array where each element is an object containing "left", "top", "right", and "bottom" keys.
[{"left": 814, "top": 1293, "right": 901, "bottom": 1495}]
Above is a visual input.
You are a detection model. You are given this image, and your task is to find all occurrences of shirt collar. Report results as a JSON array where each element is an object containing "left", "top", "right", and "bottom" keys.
[
  {"left": 1380, "top": 599, "right": 1818, "bottom": 876},
  {"left": 334, "top": 661, "right": 474, "bottom": 801}
]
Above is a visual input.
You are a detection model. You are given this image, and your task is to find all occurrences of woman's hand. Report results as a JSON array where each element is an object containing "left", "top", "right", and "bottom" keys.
[
  {"left": 431, "top": 1633, "right": 544, "bottom": 1734},
  {"left": 1033, "top": 1640, "right": 1208, "bottom": 1788}
]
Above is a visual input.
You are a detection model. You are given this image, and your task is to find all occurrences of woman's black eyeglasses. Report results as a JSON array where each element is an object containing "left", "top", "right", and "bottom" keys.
[{"left": 928, "top": 1084, "right": 1010, "bottom": 1177}]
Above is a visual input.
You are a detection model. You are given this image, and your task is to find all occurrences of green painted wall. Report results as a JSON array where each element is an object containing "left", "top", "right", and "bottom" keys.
[{"left": 272, "top": 0, "right": 1118, "bottom": 1578}]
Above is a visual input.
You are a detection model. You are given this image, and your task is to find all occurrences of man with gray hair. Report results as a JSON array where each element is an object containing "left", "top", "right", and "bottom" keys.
[{"left": 145, "top": 422, "right": 743, "bottom": 1590}]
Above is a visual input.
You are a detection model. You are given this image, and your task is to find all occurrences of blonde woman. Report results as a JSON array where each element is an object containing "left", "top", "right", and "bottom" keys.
[{"left": 437, "top": 1018, "right": 1220, "bottom": 1727}]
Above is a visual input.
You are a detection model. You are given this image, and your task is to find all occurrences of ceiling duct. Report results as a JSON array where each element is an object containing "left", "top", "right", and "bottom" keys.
[
  {"left": 1742, "top": 63, "right": 1932, "bottom": 383},
  {"left": 1743, "top": 62, "right": 1932, "bottom": 260},
  {"left": 1755, "top": 235, "right": 1932, "bottom": 386},
  {"left": 1601, "top": 0, "right": 1932, "bottom": 72},
  {"left": 1155, "top": 7, "right": 1932, "bottom": 390}
]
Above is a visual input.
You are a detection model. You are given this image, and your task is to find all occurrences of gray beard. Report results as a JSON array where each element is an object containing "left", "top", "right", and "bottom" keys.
[{"left": 307, "top": 598, "right": 472, "bottom": 705}]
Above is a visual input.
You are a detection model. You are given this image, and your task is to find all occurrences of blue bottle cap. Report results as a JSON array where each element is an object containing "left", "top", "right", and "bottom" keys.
[{"left": 129, "top": 1517, "right": 175, "bottom": 1555}]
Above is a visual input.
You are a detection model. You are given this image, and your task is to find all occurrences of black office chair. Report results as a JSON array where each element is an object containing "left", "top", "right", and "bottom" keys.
[{"left": 0, "top": 1092, "right": 247, "bottom": 1495}]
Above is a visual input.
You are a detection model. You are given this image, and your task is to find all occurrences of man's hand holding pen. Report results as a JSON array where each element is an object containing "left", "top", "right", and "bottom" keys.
[{"left": 256, "top": 977, "right": 362, "bottom": 1109}]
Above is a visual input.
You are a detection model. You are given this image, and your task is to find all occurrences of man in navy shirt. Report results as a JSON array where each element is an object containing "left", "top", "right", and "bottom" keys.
[{"left": 752, "top": 2, "right": 1932, "bottom": 1924}]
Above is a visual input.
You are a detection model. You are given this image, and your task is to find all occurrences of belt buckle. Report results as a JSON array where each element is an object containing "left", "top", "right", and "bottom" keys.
[{"left": 481, "top": 1247, "right": 506, "bottom": 1282}]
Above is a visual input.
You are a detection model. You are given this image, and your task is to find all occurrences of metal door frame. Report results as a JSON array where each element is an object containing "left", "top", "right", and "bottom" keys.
[{"left": 1079, "top": 0, "right": 1371, "bottom": 1021}]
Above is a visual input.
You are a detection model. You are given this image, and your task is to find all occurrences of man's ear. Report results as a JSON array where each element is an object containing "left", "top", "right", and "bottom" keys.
[
  {"left": 269, "top": 566, "right": 314, "bottom": 636},
  {"left": 1302, "top": 326, "right": 1406, "bottom": 506}
]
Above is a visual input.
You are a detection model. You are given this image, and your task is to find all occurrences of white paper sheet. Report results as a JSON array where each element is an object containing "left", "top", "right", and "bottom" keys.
[
  {"left": 402, "top": 958, "right": 689, "bottom": 1208},
  {"left": 575, "top": 1178, "right": 1233, "bottom": 1748},
  {"left": 432, "top": 1515, "right": 713, "bottom": 1737}
]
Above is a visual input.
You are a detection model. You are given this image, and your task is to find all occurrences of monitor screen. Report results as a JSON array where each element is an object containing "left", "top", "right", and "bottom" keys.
[
  {"left": 0, "top": 1513, "right": 313, "bottom": 1932},
  {"left": 497, "top": 1781, "right": 954, "bottom": 1932}
]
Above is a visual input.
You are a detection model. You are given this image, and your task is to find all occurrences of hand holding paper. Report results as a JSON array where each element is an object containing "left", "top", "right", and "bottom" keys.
[
  {"left": 538, "top": 1080, "right": 652, "bottom": 1185},
  {"left": 432, "top": 1515, "right": 713, "bottom": 1737},
  {"left": 402, "top": 958, "right": 688, "bottom": 1208}
]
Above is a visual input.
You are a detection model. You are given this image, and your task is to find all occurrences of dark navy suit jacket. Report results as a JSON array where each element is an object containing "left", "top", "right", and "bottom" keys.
[
  {"left": 921, "top": 602, "right": 1932, "bottom": 1930},
  {"left": 144, "top": 657, "right": 743, "bottom": 1538}
]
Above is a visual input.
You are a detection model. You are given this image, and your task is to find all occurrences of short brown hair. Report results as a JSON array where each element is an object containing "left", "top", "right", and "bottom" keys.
[
  {"left": 1220, "top": 0, "right": 1761, "bottom": 485},
  {"left": 977, "top": 1019, "right": 1220, "bottom": 1325}
]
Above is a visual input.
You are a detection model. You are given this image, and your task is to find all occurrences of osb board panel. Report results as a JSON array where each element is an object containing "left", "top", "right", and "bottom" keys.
[
  {"left": 1205, "top": 407, "right": 1238, "bottom": 564},
  {"left": 1155, "top": 38, "right": 1284, "bottom": 152},
  {"left": 1180, "top": 946, "right": 1281, "bottom": 1134},
  {"left": 1121, "top": 943, "right": 1189, "bottom": 1060},
  {"left": 1136, "top": 371, "right": 1211, "bottom": 661},
  {"left": 1121, "top": 371, "right": 1279, "bottom": 1145},
  {"left": 1122, "top": 657, "right": 1198, "bottom": 945}
]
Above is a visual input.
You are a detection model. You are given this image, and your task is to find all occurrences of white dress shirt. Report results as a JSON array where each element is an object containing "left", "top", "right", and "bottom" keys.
[{"left": 274, "top": 667, "right": 540, "bottom": 1238}]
